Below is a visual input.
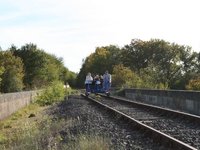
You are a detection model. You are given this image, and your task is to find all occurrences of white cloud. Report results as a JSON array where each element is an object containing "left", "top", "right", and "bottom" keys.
[{"left": 1, "top": 0, "right": 200, "bottom": 72}]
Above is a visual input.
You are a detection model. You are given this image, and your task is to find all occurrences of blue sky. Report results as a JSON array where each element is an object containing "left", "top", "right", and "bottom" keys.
[{"left": 0, "top": 0, "right": 200, "bottom": 72}]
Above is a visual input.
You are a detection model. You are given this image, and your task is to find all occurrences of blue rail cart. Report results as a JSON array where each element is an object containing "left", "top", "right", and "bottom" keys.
[{"left": 85, "top": 81, "right": 110, "bottom": 96}]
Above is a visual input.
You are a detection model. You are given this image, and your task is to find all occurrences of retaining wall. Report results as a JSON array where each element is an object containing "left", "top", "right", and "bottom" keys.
[
  {"left": 0, "top": 91, "right": 39, "bottom": 120},
  {"left": 124, "top": 88, "right": 200, "bottom": 116}
]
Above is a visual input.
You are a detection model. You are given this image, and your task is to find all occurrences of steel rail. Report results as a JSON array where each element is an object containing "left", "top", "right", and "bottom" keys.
[
  {"left": 81, "top": 93, "right": 197, "bottom": 150},
  {"left": 99, "top": 94, "right": 200, "bottom": 123}
]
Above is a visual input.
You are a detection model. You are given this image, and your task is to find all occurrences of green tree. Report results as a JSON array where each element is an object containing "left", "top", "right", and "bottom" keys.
[
  {"left": 121, "top": 39, "right": 196, "bottom": 89},
  {"left": 76, "top": 47, "right": 110, "bottom": 87},
  {"left": 186, "top": 76, "right": 200, "bottom": 90},
  {"left": 76, "top": 45, "right": 121, "bottom": 87},
  {"left": 76, "top": 62, "right": 88, "bottom": 88},
  {"left": 139, "top": 63, "right": 169, "bottom": 89},
  {"left": 11, "top": 43, "right": 73, "bottom": 89},
  {"left": 0, "top": 66, "right": 5, "bottom": 88},
  {"left": 67, "top": 71, "right": 77, "bottom": 87},
  {"left": 112, "top": 64, "right": 142, "bottom": 88},
  {"left": 77, "top": 38, "right": 198, "bottom": 90},
  {"left": 0, "top": 51, "right": 24, "bottom": 93}
]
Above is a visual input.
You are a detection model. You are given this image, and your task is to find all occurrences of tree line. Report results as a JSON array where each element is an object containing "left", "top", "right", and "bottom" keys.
[
  {"left": 77, "top": 39, "right": 200, "bottom": 90},
  {"left": 0, "top": 43, "right": 76, "bottom": 93}
]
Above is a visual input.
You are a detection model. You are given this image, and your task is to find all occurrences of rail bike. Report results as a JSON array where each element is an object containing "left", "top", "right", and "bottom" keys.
[{"left": 85, "top": 80, "right": 110, "bottom": 97}]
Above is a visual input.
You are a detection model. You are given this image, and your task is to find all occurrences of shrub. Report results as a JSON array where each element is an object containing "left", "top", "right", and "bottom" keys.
[
  {"left": 112, "top": 64, "right": 142, "bottom": 88},
  {"left": 36, "top": 81, "right": 70, "bottom": 106},
  {"left": 0, "top": 51, "right": 24, "bottom": 93},
  {"left": 186, "top": 77, "right": 200, "bottom": 90},
  {"left": 112, "top": 64, "right": 168, "bottom": 89}
]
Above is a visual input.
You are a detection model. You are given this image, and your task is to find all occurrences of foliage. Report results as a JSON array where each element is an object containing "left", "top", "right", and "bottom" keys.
[
  {"left": 112, "top": 64, "right": 168, "bottom": 89},
  {"left": 186, "top": 76, "right": 200, "bottom": 90},
  {"left": 67, "top": 71, "right": 77, "bottom": 88},
  {"left": 115, "top": 39, "right": 199, "bottom": 89},
  {"left": 11, "top": 44, "right": 58, "bottom": 88},
  {"left": 77, "top": 38, "right": 200, "bottom": 90},
  {"left": 120, "top": 39, "right": 198, "bottom": 89},
  {"left": 76, "top": 45, "right": 121, "bottom": 87},
  {"left": 10, "top": 43, "right": 76, "bottom": 90},
  {"left": 0, "top": 43, "right": 76, "bottom": 93},
  {"left": 139, "top": 65, "right": 169, "bottom": 89},
  {"left": 112, "top": 64, "right": 142, "bottom": 88},
  {"left": 36, "top": 81, "right": 69, "bottom": 106},
  {"left": 0, "top": 66, "right": 5, "bottom": 87},
  {"left": 0, "top": 51, "right": 24, "bottom": 93}
]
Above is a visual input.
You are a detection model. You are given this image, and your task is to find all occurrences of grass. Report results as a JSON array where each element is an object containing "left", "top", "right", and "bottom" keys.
[
  {"left": 65, "top": 135, "right": 110, "bottom": 150},
  {"left": 0, "top": 103, "right": 47, "bottom": 149},
  {"left": 89, "top": 94, "right": 102, "bottom": 100},
  {"left": 0, "top": 99, "right": 111, "bottom": 150}
]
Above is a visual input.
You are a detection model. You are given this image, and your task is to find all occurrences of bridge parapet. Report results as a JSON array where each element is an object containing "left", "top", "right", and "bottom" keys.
[
  {"left": 124, "top": 88, "right": 200, "bottom": 115},
  {"left": 0, "top": 91, "right": 39, "bottom": 120}
]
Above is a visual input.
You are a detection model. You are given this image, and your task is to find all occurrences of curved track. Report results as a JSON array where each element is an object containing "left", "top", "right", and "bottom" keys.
[{"left": 82, "top": 93, "right": 199, "bottom": 150}]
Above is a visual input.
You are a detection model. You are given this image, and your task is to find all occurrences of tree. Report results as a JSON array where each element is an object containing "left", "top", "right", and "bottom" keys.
[
  {"left": 0, "top": 66, "right": 5, "bottom": 88},
  {"left": 76, "top": 45, "right": 121, "bottom": 87},
  {"left": 0, "top": 51, "right": 24, "bottom": 93},
  {"left": 11, "top": 43, "right": 72, "bottom": 89},
  {"left": 139, "top": 63, "right": 169, "bottom": 89},
  {"left": 66, "top": 71, "right": 77, "bottom": 88},
  {"left": 112, "top": 64, "right": 142, "bottom": 88},
  {"left": 120, "top": 39, "right": 196, "bottom": 89},
  {"left": 77, "top": 38, "right": 198, "bottom": 90},
  {"left": 186, "top": 76, "right": 200, "bottom": 90}
]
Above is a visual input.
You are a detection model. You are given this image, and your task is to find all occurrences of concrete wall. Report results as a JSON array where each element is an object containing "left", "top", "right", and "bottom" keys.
[
  {"left": 0, "top": 91, "right": 39, "bottom": 120},
  {"left": 124, "top": 88, "right": 200, "bottom": 116}
]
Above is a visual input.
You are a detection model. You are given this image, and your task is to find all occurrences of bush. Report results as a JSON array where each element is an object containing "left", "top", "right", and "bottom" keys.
[
  {"left": 36, "top": 81, "right": 70, "bottom": 106},
  {"left": 186, "top": 78, "right": 200, "bottom": 90},
  {"left": 112, "top": 64, "right": 168, "bottom": 89},
  {"left": 112, "top": 64, "right": 141, "bottom": 88},
  {"left": 0, "top": 51, "right": 24, "bottom": 93}
]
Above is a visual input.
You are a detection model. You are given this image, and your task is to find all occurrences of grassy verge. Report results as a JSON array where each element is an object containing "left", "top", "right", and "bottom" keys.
[
  {"left": 66, "top": 135, "right": 110, "bottom": 150},
  {"left": 0, "top": 103, "right": 45, "bottom": 149},
  {"left": 0, "top": 93, "right": 110, "bottom": 149}
]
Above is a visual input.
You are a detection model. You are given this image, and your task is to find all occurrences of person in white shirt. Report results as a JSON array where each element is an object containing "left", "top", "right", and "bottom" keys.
[
  {"left": 85, "top": 72, "right": 93, "bottom": 93},
  {"left": 103, "top": 70, "right": 111, "bottom": 92},
  {"left": 94, "top": 74, "right": 101, "bottom": 92}
]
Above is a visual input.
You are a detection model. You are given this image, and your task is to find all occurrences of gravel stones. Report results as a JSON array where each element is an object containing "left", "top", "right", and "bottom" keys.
[
  {"left": 50, "top": 95, "right": 169, "bottom": 150},
  {"left": 99, "top": 96, "right": 200, "bottom": 149}
]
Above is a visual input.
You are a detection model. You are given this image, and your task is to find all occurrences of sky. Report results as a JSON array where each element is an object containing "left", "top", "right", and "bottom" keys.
[{"left": 0, "top": 0, "right": 200, "bottom": 73}]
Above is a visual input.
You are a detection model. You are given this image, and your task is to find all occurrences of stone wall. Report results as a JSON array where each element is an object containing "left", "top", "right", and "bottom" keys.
[
  {"left": 0, "top": 91, "right": 39, "bottom": 120},
  {"left": 124, "top": 88, "right": 200, "bottom": 115}
]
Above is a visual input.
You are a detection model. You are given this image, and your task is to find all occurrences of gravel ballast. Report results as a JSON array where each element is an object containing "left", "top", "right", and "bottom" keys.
[
  {"left": 50, "top": 95, "right": 170, "bottom": 149},
  {"left": 98, "top": 96, "right": 200, "bottom": 149}
]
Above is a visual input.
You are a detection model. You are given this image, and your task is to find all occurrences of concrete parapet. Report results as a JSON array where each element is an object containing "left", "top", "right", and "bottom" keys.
[
  {"left": 124, "top": 88, "right": 200, "bottom": 116},
  {"left": 0, "top": 91, "right": 39, "bottom": 120}
]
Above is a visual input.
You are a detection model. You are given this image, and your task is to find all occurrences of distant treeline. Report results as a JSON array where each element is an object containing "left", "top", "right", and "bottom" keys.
[
  {"left": 77, "top": 39, "right": 200, "bottom": 90},
  {"left": 0, "top": 43, "right": 76, "bottom": 93}
]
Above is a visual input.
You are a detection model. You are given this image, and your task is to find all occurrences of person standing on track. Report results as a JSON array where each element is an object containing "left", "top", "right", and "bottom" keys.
[
  {"left": 103, "top": 70, "right": 111, "bottom": 92},
  {"left": 85, "top": 72, "right": 93, "bottom": 93}
]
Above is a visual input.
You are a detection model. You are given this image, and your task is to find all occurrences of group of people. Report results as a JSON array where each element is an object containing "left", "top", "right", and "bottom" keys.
[{"left": 85, "top": 71, "right": 111, "bottom": 93}]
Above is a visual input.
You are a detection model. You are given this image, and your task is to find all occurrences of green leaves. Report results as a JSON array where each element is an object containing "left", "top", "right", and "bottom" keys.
[
  {"left": 76, "top": 45, "right": 121, "bottom": 87},
  {"left": 11, "top": 43, "right": 75, "bottom": 89},
  {"left": 112, "top": 64, "right": 139, "bottom": 88},
  {"left": 0, "top": 66, "right": 5, "bottom": 86},
  {"left": 0, "top": 43, "right": 76, "bottom": 93},
  {"left": 36, "top": 81, "right": 68, "bottom": 106},
  {"left": 0, "top": 51, "right": 24, "bottom": 93},
  {"left": 77, "top": 38, "right": 199, "bottom": 90},
  {"left": 120, "top": 39, "right": 198, "bottom": 89}
]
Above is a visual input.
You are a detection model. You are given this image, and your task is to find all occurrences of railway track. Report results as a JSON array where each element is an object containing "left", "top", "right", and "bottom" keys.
[{"left": 81, "top": 93, "right": 199, "bottom": 150}]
